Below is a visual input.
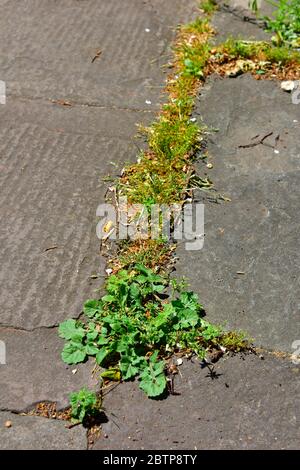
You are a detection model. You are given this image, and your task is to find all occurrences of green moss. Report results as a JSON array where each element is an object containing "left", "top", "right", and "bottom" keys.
[
  {"left": 199, "top": 0, "right": 218, "bottom": 15},
  {"left": 220, "top": 37, "right": 300, "bottom": 64}
]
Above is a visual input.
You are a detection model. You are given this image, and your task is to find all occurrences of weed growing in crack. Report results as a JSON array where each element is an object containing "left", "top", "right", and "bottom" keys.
[
  {"left": 69, "top": 388, "right": 102, "bottom": 424},
  {"left": 59, "top": 264, "right": 249, "bottom": 398},
  {"left": 250, "top": 0, "right": 300, "bottom": 46},
  {"left": 59, "top": 7, "right": 300, "bottom": 404},
  {"left": 200, "top": 0, "right": 218, "bottom": 15}
]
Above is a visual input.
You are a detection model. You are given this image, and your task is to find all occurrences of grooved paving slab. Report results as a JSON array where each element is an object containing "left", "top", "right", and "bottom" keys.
[
  {"left": 0, "top": 101, "right": 144, "bottom": 329},
  {"left": 0, "top": 0, "right": 195, "bottom": 109},
  {"left": 0, "top": 0, "right": 199, "bottom": 446},
  {"left": 0, "top": 411, "right": 87, "bottom": 449},
  {"left": 177, "top": 75, "right": 300, "bottom": 352}
]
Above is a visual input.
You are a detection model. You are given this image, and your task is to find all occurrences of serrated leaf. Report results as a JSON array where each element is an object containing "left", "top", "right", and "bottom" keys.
[
  {"left": 176, "top": 309, "right": 199, "bottom": 329},
  {"left": 87, "top": 329, "right": 98, "bottom": 341},
  {"left": 102, "top": 294, "right": 115, "bottom": 303},
  {"left": 61, "top": 342, "right": 86, "bottom": 364},
  {"left": 96, "top": 347, "right": 109, "bottom": 365},
  {"left": 129, "top": 283, "right": 140, "bottom": 301},
  {"left": 85, "top": 344, "right": 99, "bottom": 355},
  {"left": 83, "top": 299, "right": 102, "bottom": 318},
  {"left": 97, "top": 336, "right": 109, "bottom": 346},
  {"left": 120, "top": 361, "right": 139, "bottom": 380},
  {"left": 58, "top": 319, "right": 85, "bottom": 342},
  {"left": 139, "top": 367, "right": 167, "bottom": 397},
  {"left": 69, "top": 388, "right": 98, "bottom": 423}
]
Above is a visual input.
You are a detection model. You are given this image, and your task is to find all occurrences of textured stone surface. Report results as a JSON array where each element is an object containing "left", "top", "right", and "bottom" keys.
[
  {"left": 0, "top": 411, "right": 87, "bottom": 449},
  {"left": 0, "top": 0, "right": 196, "bottom": 439},
  {"left": 0, "top": 327, "right": 97, "bottom": 411},
  {"left": 0, "top": 0, "right": 198, "bottom": 449},
  {"left": 93, "top": 354, "right": 300, "bottom": 450},
  {"left": 0, "top": 101, "right": 143, "bottom": 329},
  {"left": 0, "top": 0, "right": 195, "bottom": 109},
  {"left": 1, "top": 0, "right": 299, "bottom": 452},
  {"left": 176, "top": 74, "right": 300, "bottom": 352}
]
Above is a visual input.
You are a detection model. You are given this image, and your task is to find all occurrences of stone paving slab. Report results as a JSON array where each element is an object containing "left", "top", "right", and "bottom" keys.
[
  {"left": 212, "top": 6, "right": 270, "bottom": 42},
  {"left": 216, "top": 0, "right": 274, "bottom": 18},
  {"left": 1, "top": 0, "right": 299, "bottom": 451},
  {"left": 0, "top": 411, "right": 86, "bottom": 450},
  {"left": 93, "top": 354, "right": 300, "bottom": 450},
  {"left": 177, "top": 74, "right": 300, "bottom": 352},
  {"left": 0, "top": 0, "right": 198, "bottom": 449},
  {"left": 0, "top": 0, "right": 195, "bottom": 110},
  {"left": 0, "top": 100, "right": 146, "bottom": 330},
  {"left": 0, "top": 327, "right": 97, "bottom": 411}
]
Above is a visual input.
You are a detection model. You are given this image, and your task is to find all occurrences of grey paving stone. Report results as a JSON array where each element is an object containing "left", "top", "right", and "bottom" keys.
[
  {"left": 93, "top": 354, "right": 300, "bottom": 450},
  {"left": 212, "top": 10, "right": 270, "bottom": 43},
  {"left": 0, "top": 327, "right": 97, "bottom": 411},
  {"left": 176, "top": 75, "right": 300, "bottom": 352},
  {"left": 0, "top": 411, "right": 86, "bottom": 450},
  {"left": 0, "top": 100, "right": 145, "bottom": 329},
  {"left": 0, "top": 0, "right": 198, "bottom": 425},
  {"left": 0, "top": 0, "right": 194, "bottom": 110}
]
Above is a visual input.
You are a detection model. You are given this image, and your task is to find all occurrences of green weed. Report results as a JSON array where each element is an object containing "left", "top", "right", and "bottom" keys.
[
  {"left": 200, "top": 0, "right": 218, "bottom": 15},
  {"left": 250, "top": 0, "right": 300, "bottom": 46},
  {"left": 60, "top": 265, "right": 250, "bottom": 398},
  {"left": 217, "top": 37, "right": 300, "bottom": 66},
  {"left": 69, "top": 388, "right": 101, "bottom": 424},
  {"left": 59, "top": 12, "right": 263, "bottom": 408}
]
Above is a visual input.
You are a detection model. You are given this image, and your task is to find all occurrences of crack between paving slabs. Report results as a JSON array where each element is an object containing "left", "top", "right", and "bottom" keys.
[
  {"left": 6, "top": 94, "right": 156, "bottom": 114},
  {"left": 215, "top": 0, "right": 267, "bottom": 29}
]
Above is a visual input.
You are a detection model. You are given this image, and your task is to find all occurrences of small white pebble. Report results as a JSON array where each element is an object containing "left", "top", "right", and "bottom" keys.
[
  {"left": 145, "top": 28, "right": 150, "bottom": 33},
  {"left": 4, "top": 421, "right": 12, "bottom": 428},
  {"left": 206, "top": 163, "right": 213, "bottom": 169},
  {"left": 274, "top": 149, "right": 280, "bottom": 154},
  {"left": 176, "top": 358, "right": 183, "bottom": 366},
  {"left": 293, "top": 119, "right": 298, "bottom": 123},
  {"left": 281, "top": 80, "right": 296, "bottom": 92},
  {"left": 145, "top": 99, "right": 152, "bottom": 105},
  {"left": 189, "top": 117, "right": 197, "bottom": 122},
  {"left": 106, "top": 268, "right": 113, "bottom": 275},
  {"left": 72, "top": 368, "right": 77, "bottom": 375}
]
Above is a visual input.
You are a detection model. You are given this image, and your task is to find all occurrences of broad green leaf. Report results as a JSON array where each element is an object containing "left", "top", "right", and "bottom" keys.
[
  {"left": 102, "top": 294, "right": 115, "bottom": 303},
  {"left": 139, "top": 360, "right": 167, "bottom": 397},
  {"left": 83, "top": 299, "right": 102, "bottom": 318},
  {"left": 120, "top": 361, "right": 139, "bottom": 380},
  {"left": 85, "top": 343, "right": 99, "bottom": 355},
  {"left": 61, "top": 342, "right": 86, "bottom": 364},
  {"left": 58, "top": 319, "right": 85, "bottom": 342},
  {"left": 96, "top": 347, "right": 109, "bottom": 365},
  {"left": 97, "top": 336, "right": 110, "bottom": 346},
  {"left": 86, "top": 324, "right": 98, "bottom": 341}
]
